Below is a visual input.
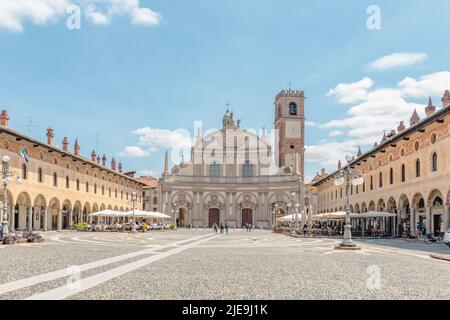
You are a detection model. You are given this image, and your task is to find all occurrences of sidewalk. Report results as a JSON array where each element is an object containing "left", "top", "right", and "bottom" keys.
[{"left": 430, "top": 253, "right": 450, "bottom": 262}]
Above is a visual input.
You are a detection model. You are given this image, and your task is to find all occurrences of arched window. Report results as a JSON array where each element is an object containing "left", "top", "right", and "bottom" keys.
[
  {"left": 431, "top": 153, "right": 438, "bottom": 172},
  {"left": 289, "top": 102, "right": 297, "bottom": 116},
  {"left": 153, "top": 196, "right": 158, "bottom": 205},
  {"left": 76, "top": 179, "right": 80, "bottom": 191},
  {"left": 115, "top": 189, "right": 118, "bottom": 198},
  {"left": 22, "top": 164, "right": 27, "bottom": 180},
  {"left": 362, "top": 182, "right": 365, "bottom": 193},
  {"left": 94, "top": 184, "right": 97, "bottom": 194},
  {"left": 86, "top": 182, "right": 89, "bottom": 193},
  {"left": 37, "top": 168, "right": 43, "bottom": 183},
  {"left": 53, "top": 173, "right": 58, "bottom": 186},
  {"left": 401, "top": 164, "right": 406, "bottom": 182},
  {"left": 415, "top": 159, "right": 421, "bottom": 177},
  {"left": 121, "top": 190, "right": 123, "bottom": 199},
  {"left": 66, "top": 176, "right": 70, "bottom": 189},
  {"left": 379, "top": 172, "right": 383, "bottom": 188},
  {"left": 109, "top": 188, "right": 111, "bottom": 197},
  {"left": 389, "top": 168, "right": 394, "bottom": 185},
  {"left": 370, "top": 176, "right": 373, "bottom": 190},
  {"left": 102, "top": 185, "right": 105, "bottom": 195}
]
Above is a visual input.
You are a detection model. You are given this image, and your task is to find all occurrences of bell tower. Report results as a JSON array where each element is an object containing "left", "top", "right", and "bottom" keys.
[{"left": 274, "top": 88, "right": 305, "bottom": 180}]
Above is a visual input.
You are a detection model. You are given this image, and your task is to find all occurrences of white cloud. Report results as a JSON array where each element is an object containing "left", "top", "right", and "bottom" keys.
[
  {"left": 130, "top": 7, "right": 161, "bottom": 26},
  {"left": 305, "top": 120, "right": 319, "bottom": 127},
  {"left": 328, "top": 130, "right": 343, "bottom": 137},
  {"left": 138, "top": 169, "right": 157, "bottom": 177},
  {"left": 326, "top": 77, "right": 373, "bottom": 104},
  {"left": 369, "top": 52, "right": 427, "bottom": 71},
  {"left": 0, "top": 0, "right": 162, "bottom": 32},
  {"left": 132, "top": 127, "right": 193, "bottom": 150},
  {"left": 119, "top": 146, "right": 155, "bottom": 158},
  {"left": 0, "top": 0, "right": 71, "bottom": 32}
]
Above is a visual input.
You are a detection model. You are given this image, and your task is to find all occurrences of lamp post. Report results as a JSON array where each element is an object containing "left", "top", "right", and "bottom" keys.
[
  {"left": 171, "top": 201, "right": 179, "bottom": 230},
  {"left": 334, "top": 155, "right": 363, "bottom": 250},
  {"left": 1, "top": 155, "right": 22, "bottom": 237},
  {"left": 128, "top": 191, "right": 137, "bottom": 233},
  {"left": 287, "top": 192, "right": 300, "bottom": 231}
]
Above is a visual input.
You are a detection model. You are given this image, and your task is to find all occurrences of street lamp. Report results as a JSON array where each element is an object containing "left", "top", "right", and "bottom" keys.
[
  {"left": 334, "top": 155, "right": 363, "bottom": 250},
  {"left": 128, "top": 191, "right": 137, "bottom": 233},
  {"left": 171, "top": 201, "right": 179, "bottom": 230},
  {"left": 287, "top": 192, "right": 300, "bottom": 230},
  {"left": 2, "top": 155, "right": 22, "bottom": 237}
]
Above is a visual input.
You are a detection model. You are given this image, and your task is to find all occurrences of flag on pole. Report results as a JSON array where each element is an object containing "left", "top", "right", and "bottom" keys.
[{"left": 18, "top": 147, "right": 29, "bottom": 163}]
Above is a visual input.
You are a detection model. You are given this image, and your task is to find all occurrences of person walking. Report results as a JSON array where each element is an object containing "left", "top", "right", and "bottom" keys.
[
  {"left": 225, "top": 222, "right": 229, "bottom": 235},
  {"left": 213, "top": 223, "right": 218, "bottom": 233},
  {"left": 303, "top": 223, "right": 308, "bottom": 237},
  {"left": 219, "top": 223, "right": 224, "bottom": 234}
]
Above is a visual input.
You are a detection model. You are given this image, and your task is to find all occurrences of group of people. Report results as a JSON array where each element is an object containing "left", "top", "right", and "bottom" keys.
[
  {"left": 212, "top": 222, "right": 230, "bottom": 234},
  {"left": 87, "top": 221, "right": 173, "bottom": 232}
]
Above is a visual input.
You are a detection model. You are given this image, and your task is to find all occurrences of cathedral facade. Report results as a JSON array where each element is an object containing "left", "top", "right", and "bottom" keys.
[{"left": 159, "top": 89, "right": 306, "bottom": 228}]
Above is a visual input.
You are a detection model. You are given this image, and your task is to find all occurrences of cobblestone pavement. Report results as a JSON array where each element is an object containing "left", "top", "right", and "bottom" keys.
[{"left": 0, "top": 229, "right": 449, "bottom": 300}]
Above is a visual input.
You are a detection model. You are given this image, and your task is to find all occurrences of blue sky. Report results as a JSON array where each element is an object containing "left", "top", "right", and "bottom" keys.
[{"left": 1, "top": 0, "right": 450, "bottom": 181}]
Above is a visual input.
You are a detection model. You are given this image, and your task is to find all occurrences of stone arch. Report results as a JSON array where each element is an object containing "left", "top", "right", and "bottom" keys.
[
  {"left": 387, "top": 197, "right": 397, "bottom": 213},
  {"left": 83, "top": 202, "right": 91, "bottom": 223},
  {"left": 92, "top": 203, "right": 99, "bottom": 213},
  {"left": 48, "top": 197, "right": 60, "bottom": 231},
  {"left": 368, "top": 200, "right": 376, "bottom": 211},
  {"left": 73, "top": 200, "right": 82, "bottom": 224},
  {"left": 398, "top": 194, "right": 411, "bottom": 234},
  {"left": 33, "top": 194, "right": 46, "bottom": 230},
  {"left": 427, "top": 189, "right": 445, "bottom": 235},
  {"left": 361, "top": 202, "right": 368, "bottom": 213},
  {"left": 100, "top": 203, "right": 106, "bottom": 211},
  {"left": 15, "top": 191, "right": 32, "bottom": 230},
  {"left": 354, "top": 203, "right": 360, "bottom": 213},
  {"left": 107, "top": 204, "right": 113, "bottom": 210},
  {"left": 61, "top": 199, "right": 72, "bottom": 229},
  {"left": 377, "top": 199, "right": 386, "bottom": 211}
]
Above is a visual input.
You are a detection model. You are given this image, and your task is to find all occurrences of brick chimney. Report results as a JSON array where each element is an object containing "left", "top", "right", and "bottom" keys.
[
  {"left": 97, "top": 156, "right": 100, "bottom": 164},
  {"left": 0, "top": 110, "right": 10, "bottom": 127},
  {"left": 442, "top": 90, "right": 450, "bottom": 107},
  {"left": 102, "top": 154, "right": 106, "bottom": 167},
  {"left": 118, "top": 162, "right": 123, "bottom": 173},
  {"left": 397, "top": 121, "right": 406, "bottom": 133},
  {"left": 91, "top": 150, "right": 97, "bottom": 162},
  {"left": 46, "top": 128, "right": 54, "bottom": 145},
  {"left": 62, "top": 137, "right": 69, "bottom": 152},
  {"left": 410, "top": 109, "right": 420, "bottom": 126},
  {"left": 74, "top": 139, "right": 80, "bottom": 156},
  {"left": 111, "top": 158, "right": 116, "bottom": 171},
  {"left": 425, "top": 97, "right": 436, "bottom": 117}
]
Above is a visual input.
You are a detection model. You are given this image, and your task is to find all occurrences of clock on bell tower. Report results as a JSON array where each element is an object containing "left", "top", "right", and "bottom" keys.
[{"left": 274, "top": 88, "right": 305, "bottom": 180}]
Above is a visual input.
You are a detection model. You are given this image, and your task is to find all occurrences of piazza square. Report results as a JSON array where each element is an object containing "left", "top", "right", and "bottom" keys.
[{"left": 0, "top": 0, "right": 450, "bottom": 306}]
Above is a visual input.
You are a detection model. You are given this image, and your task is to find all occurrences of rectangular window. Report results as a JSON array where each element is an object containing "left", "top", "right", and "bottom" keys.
[
  {"left": 242, "top": 161, "right": 254, "bottom": 177},
  {"left": 209, "top": 163, "right": 221, "bottom": 177}
]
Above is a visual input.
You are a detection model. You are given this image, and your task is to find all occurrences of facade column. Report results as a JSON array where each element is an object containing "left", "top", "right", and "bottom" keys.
[
  {"left": 69, "top": 210, "right": 73, "bottom": 228},
  {"left": 43, "top": 208, "right": 48, "bottom": 231},
  {"left": 445, "top": 202, "right": 450, "bottom": 231},
  {"left": 28, "top": 205, "right": 32, "bottom": 231},
  {"left": 10, "top": 203, "right": 15, "bottom": 232},
  {"left": 58, "top": 210, "right": 62, "bottom": 231},
  {"left": 425, "top": 205, "right": 431, "bottom": 235},
  {"left": 410, "top": 207, "right": 416, "bottom": 234}
]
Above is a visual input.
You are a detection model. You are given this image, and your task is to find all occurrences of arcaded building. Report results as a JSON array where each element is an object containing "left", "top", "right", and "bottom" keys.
[
  {"left": 159, "top": 89, "right": 306, "bottom": 228},
  {"left": 0, "top": 111, "right": 145, "bottom": 231},
  {"left": 313, "top": 90, "right": 450, "bottom": 236}
]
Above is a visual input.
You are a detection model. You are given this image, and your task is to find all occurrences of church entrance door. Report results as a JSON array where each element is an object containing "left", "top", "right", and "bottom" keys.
[
  {"left": 208, "top": 208, "right": 220, "bottom": 227},
  {"left": 242, "top": 209, "right": 253, "bottom": 227}
]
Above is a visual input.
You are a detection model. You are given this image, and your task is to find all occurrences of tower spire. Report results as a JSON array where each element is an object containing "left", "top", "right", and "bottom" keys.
[{"left": 163, "top": 150, "right": 169, "bottom": 176}]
